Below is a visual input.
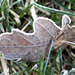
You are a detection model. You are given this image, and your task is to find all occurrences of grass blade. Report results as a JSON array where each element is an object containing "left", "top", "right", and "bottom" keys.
[
  {"left": 1, "top": 0, "right": 6, "bottom": 7},
  {"left": 33, "top": 2, "right": 75, "bottom": 16},
  {"left": 64, "top": 60, "right": 75, "bottom": 67},
  {"left": 38, "top": 53, "right": 44, "bottom": 75},
  {"left": 43, "top": 39, "right": 54, "bottom": 75},
  {"left": 59, "top": 48, "right": 62, "bottom": 72},
  {"left": 53, "top": 0, "right": 73, "bottom": 13},
  {"left": 49, "top": 48, "right": 61, "bottom": 72},
  {"left": 0, "top": 17, "right": 5, "bottom": 21},
  {"left": 6, "top": 0, "right": 22, "bottom": 9},
  {"left": 68, "top": 68, "right": 75, "bottom": 75},
  {"left": 52, "top": 67, "right": 55, "bottom": 75},
  {"left": 0, "top": 23, "right": 5, "bottom": 32}
]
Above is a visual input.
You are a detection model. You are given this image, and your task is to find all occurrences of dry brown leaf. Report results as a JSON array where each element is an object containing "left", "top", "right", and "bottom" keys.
[
  {"left": 0, "top": 15, "right": 75, "bottom": 61},
  {"left": 54, "top": 15, "right": 75, "bottom": 49}
]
